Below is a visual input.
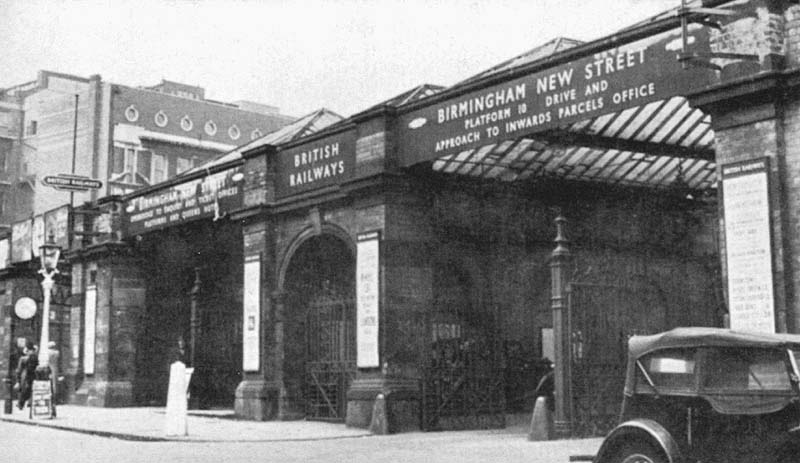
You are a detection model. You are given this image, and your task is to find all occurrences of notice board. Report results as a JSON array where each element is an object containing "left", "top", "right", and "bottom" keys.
[
  {"left": 356, "top": 232, "right": 380, "bottom": 368},
  {"left": 722, "top": 158, "right": 775, "bottom": 333}
]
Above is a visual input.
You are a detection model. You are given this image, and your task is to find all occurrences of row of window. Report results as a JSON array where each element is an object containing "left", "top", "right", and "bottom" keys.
[
  {"left": 111, "top": 145, "right": 195, "bottom": 188},
  {"left": 124, "top": 105, "right": 263, "bottom": 141}
]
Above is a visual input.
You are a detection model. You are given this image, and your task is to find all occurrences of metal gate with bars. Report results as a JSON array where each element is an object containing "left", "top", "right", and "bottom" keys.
[
  {"left": 304, "top": 296, "right": 356, "bottom": 421},
  {"left": 421, "top": 312, "right": 506, "bottom": 430},
  {"left": 568, "top": 280, "right": 667, "bottom": 437}
]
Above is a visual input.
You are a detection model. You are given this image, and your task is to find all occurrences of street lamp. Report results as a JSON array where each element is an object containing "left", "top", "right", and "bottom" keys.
[{"left": 35, "top": 236, "right": 61, "bottom": 379}]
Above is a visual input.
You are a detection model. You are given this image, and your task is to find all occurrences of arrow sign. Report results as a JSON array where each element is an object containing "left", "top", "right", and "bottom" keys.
[{"left": 43, "top": 174, "right": 103, "bottom": 191}]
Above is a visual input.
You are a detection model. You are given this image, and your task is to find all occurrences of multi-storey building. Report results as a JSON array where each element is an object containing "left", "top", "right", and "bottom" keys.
[{"left": 0, "top": 71, "right": 294, "bottom": 226}]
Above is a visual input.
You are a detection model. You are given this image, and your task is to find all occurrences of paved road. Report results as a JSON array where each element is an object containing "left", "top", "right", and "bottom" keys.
[{"left": 1, "top": 421, "right": 602, "bottom": 463}]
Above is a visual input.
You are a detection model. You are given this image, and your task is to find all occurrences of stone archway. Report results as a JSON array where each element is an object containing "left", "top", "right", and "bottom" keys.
[{"left": 281, "top": 231, "right": 356, "bottom": 421}]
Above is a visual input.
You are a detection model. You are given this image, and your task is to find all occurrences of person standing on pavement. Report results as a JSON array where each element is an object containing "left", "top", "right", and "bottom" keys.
[
  {"left": 15, "top": 340, "right": 38, "bottom": 410},
  {"left": 47, "top": 341, "right": 60, "bottom": 403}
]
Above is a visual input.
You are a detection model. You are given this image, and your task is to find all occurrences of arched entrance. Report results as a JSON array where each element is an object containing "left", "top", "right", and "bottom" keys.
[
  {"left": 422, "top": 259, "right": 505, "bottom": 430},
  {"left": 283, "top": 232, "right": 355, "bottom": 421}
]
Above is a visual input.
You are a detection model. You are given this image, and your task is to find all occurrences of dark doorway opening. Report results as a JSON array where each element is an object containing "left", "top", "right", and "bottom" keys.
[{"left": 284, "top": 233, "right": 355, "bottom": 421}]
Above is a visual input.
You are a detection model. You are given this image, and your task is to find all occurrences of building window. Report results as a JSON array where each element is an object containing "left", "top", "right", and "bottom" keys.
[
  {"left": 204, "top": 120, "right": 217, "bottom": 136},
  {"left": 180, "top": 115, "right": 193, "bottom": 132},
  {"left": 250, "top": 129, "right": 263, "bottom": 140},
  {"left": 26, "top": 120, "right": 37, "bottom": 136},
  {"left": 177, "top": 157, "right": 194, "bottom": 175},
  {"left": 154, "top": 111, "right": 168, "bottom": 128},
  {"left": 137, "top": 150, "right": 152, "bottom": 183},
  {"left": 124, "top": 105, "right": 139, "bottom": 122},
  {"left": 124, "top": 147, "right": 136, "bottom": 174},
  {"left": 112, "top": 146, "right": 126, "bottom": 174},
  {"left": 228, "top": 125, "right": 240, "bottom": 140},
  {"left": 112, "top": 144, "right": 164, "bottom": 186},
  {"left": 152, "top": 153, "right": 167, "bottom": 183}
]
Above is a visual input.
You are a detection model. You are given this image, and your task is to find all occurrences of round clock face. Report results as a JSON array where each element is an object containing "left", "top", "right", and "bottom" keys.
[{"left": 14, "top": 297, "right": 37, "bottom": 320}]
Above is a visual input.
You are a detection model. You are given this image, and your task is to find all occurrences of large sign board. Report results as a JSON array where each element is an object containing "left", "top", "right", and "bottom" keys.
[
  {"left": 722, "top": 158, "right": 775, "bottom": 333},
  {"left": 396, "top": 1, "right": 763, "bottom": 166},
  {"left": 10, "top": 206, "right": 70, "bottom": 264},
  {"left": 275, "top": 129, "right": 356, "bottom": 198},
  {"left": 123, "top": 166, "right": 244, "bottom": 236},
  {"left": 242, "top": 256, "right": 260, "bottom": 372},
  {"left": 356, "top": 231, "right": 380, "bottom": 368}
]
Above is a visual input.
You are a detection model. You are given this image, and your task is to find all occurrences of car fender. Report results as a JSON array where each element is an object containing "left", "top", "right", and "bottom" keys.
[{"left": 593, "top": 419, "right": 683, "bottom": 463}]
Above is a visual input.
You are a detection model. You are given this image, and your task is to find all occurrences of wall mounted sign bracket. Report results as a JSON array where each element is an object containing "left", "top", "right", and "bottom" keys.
[{"left": 677, "top": 0, "right": 759, "bottom": 71}]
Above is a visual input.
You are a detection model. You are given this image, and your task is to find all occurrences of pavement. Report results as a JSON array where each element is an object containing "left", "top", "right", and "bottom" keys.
[
  {"left": 0, "top": 405, "right": 372, "bottom": 442},
  {"left": 0, "top": 404, "right": 602, "bottom": 458}
]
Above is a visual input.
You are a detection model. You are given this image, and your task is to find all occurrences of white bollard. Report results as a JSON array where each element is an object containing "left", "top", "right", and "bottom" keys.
[{"left": 164, "top": 361, "right": 193, "bottom": 436}]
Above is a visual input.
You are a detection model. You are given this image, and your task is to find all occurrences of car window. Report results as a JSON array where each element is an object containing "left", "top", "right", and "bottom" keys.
[
  {"left": 702, "top": 347, "right": 791, "bottom": 392},
  {"left": 637, "top": 348, "right": 697, "bottom": 392}
]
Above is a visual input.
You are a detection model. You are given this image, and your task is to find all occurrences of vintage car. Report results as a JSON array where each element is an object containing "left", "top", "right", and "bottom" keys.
[{"left": 592, "top": 327, "right": 800, "bottom": 463}]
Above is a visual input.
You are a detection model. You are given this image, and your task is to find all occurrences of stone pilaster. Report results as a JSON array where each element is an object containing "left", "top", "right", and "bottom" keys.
[
  {"left": 688, "top": 0, "right": 800, "bottom": 333},
  {"left": 73, "top": 249, "right": 144, "bottom": 406}
]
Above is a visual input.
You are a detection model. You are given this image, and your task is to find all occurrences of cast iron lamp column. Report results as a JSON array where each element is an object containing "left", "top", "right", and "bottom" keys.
[
  {"left": 550, "top": 214, "right": 573, "bottom": 437},
  {"left": 188, "top": 268, "right": 201, "bottom": 409},
  {"left": 35, "top": 239, "right": 61, "bottom": 382}
]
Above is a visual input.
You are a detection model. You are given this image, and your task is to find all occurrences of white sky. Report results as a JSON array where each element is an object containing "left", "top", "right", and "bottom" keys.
[{"left": 1, "top": 0, "right": 680, "bottom": 118}]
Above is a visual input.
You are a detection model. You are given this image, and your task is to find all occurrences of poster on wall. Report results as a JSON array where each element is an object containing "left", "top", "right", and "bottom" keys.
[
  {"left": 11, "top": 219, "right": 31, "bottom": 263},
  {"left": 243, "top": 257, "right": 260, "bottom": 372},
  {"left": 44, "top": 205, "right": 70, "bottom": 249},
  {"left": 32, "top": 215, "right": 44, "bottom": 258},
  {"left": 84, "top": 287, "right": 97, "bottom": 375},
  {"left": 722, "top": 158, "right": 775, "bottom": 333},
  {"left": 0, "top": 238, "right": 8, "bottom": 269},
  {"left": 356, "top": 231, "right": 380, "bottom": 368}
]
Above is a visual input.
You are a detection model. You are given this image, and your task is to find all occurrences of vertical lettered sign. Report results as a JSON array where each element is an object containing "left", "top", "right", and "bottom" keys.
[
  {"left": 722, "top": 158, "right": 775, "bottom": 333},
  {"left": 243, "top": 256, "right": 260, "bottom": 372},
  {"left": 356, "top": 231, "right": 380, "bottom": 368},
  {"left": 84, "top": 286, "right": 97, "bottom": 374}
]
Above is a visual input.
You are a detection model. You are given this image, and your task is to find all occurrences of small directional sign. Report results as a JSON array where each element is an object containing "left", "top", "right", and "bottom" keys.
[{"left": 43, "top": 174, "right": 103, "bottom": 191}]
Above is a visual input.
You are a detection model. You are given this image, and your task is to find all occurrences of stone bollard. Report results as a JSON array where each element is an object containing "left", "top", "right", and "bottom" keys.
[
  {"left": 528, "top": 396, "right": 553, "bottom": 441},
  {"left": 369, "top": 393, "right": 390, "bottom": 435}
]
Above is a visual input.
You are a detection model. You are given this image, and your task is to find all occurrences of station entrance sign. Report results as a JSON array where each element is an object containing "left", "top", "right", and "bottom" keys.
[{"left": 43, "top": 174, "right": 103, "bottom": 191}]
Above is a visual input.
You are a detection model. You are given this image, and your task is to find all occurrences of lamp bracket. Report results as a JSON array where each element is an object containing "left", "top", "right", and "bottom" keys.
[{"left": 677, "top": 2, "right": 759, "bottom": 70}]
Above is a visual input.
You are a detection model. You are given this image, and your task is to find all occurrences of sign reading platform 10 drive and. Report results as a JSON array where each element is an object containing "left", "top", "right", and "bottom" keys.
[{"left": 123, "top": 166, "right": 243, "bottom": 236}]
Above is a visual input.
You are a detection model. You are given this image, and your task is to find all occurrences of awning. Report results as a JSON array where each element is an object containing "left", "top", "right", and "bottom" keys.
[{"left": 431, "top": 95, "right": 715, "bottom": 191}]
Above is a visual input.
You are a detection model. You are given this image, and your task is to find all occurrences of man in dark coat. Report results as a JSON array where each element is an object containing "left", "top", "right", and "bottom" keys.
[{"left": 15, "top": 341, "right": 38, "bottom": 410}]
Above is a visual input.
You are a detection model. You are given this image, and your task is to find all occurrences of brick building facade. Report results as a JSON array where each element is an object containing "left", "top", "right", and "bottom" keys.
[{"left": 4, "top": 0, "right": 800, "bottom": 437}]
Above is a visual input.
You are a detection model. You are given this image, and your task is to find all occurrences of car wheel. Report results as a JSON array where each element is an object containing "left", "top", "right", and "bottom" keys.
[{"left": 614, "top": 443, "right": 666, "bottom": 463}]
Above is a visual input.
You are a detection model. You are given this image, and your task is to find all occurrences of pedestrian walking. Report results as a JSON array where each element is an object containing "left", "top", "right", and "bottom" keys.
[{"left": 15, "top": 340, "right": 38, "bottom": 410}]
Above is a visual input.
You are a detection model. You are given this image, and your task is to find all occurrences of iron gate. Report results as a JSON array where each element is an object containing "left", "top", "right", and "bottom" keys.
[
  {"left": 304, "top": 295, "right": 356, "bottom": 421},
  {"left": 568, "top": 281, "right": 666, "bottom": 437},
  {"left": 422, "top": 312, "right": 505, "bottom": 430}
]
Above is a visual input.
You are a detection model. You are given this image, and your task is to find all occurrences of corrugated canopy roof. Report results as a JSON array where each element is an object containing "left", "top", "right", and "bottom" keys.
[
  {"left": 182, "top": 108, "right": 344, "bottom": 175},
  {"left": 430, "top": 94, "right": 715, "bottom": 192}
]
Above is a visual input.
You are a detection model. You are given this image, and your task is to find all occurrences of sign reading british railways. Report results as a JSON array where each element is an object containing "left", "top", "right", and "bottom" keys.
[
  {"left": 276, "top": 129, "right": 355, "bottom": 198},
  {"left": 397, "top": 26, "right": 723, "bottom": 165}
]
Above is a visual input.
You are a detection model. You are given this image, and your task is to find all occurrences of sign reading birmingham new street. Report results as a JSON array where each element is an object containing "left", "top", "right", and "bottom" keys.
[
  {"left": 124, "top": 166, "right": 244, "bottom": 236},
  {"left": 395, "top": 3, "right": 765, "bottom": 166}
]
